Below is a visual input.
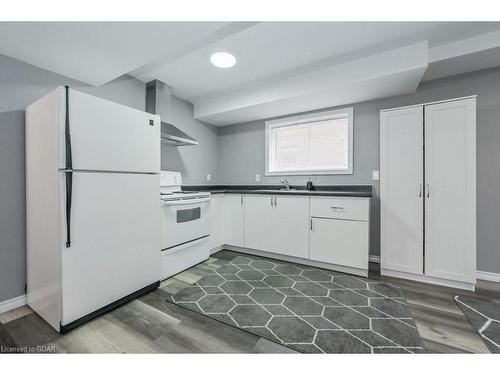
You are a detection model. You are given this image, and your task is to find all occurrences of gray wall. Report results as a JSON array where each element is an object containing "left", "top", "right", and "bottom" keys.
[
  {"left": 0, "top": 111, "right": 26, "bottom": 302},
  {"left": 0, "top": 53, "right": 146, "bottom": 112},
  {"left": 1, "top": 50, "right": 500, "bottom": 303},
  {"left": 161, "top": 96, "right": 218, "bottom": 185},
  {"left": 0, "top": 52, "right": 219, "bottom": 186},
  {"left": 217, "top": 105, "right": 381, "bottom": 259},
  {"left": 0, "top": 54, "right": 217, "bottom": 302},
  {"left": 0, "top": 55, "right": 149, "bottom": 302},
  {"left": 217, "top": 67, "right": 500, "bottom": 274}
]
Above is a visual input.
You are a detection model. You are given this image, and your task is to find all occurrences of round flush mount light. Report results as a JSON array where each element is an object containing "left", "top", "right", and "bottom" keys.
[{"left": 210, "top": 51, "right": 236, "bottom": 68}]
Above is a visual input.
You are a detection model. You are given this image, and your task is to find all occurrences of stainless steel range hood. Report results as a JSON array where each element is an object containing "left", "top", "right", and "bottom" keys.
[{"left": 146, "top": 80, "right": 198, "bottom": 146}]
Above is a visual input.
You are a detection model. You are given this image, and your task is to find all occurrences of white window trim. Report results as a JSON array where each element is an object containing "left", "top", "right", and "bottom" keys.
[{"left": 265, "top": 107, "right": 354, "bottom": 176}]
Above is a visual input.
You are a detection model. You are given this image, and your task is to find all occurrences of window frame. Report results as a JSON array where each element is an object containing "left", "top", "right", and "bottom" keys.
[{"left": 265, "top": 107, "right": 354, "bottom": 176}]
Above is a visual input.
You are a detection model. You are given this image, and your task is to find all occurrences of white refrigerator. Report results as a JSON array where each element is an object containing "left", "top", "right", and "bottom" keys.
[{"left": 25, "top": 87, "right": 161, "bottom": 332}]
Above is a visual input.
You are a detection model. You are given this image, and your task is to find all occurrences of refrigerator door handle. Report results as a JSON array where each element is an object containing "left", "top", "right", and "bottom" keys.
[
  {"left": 65, "top": 86, "right": 73, "bottom": 248},
  {"left": 65, "top": 86, "right": 73, "bottom": 169},
  {"left": 65, "top": 171, "right": 73, "bottom": 248}
]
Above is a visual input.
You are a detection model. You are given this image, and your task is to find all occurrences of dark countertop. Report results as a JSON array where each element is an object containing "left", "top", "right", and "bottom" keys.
[{"left": 182, "top": 185, "right": 373, "bottom": 198}]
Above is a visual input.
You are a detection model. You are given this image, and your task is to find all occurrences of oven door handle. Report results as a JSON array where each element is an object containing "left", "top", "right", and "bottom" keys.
[{"left": 162, "top": 198, "right": 211, "bottom": 206}]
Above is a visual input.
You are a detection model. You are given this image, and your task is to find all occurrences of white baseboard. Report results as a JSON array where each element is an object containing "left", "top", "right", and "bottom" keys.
[
  {"left": 381, "top": 268, "right": 476, "bottom": 291},
  {"left": 476, "top": 270, "right": 500, "bottom": 283},
  {"left": 210, "top": 245, "right": 224, "bottom": 255},
  {"left": 0, "top": 294, "right": 26, "bottom": 314},
  {"left": 369, "top": 256, "right": 499, "bottom": 284}
]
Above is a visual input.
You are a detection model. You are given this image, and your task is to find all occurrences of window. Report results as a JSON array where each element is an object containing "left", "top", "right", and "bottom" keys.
[
  {"left": 176, "top": 207, "right": 201, "bottom": 223},
  {"left": 265, "top": 108, "right": 353, "bottom": 175}
]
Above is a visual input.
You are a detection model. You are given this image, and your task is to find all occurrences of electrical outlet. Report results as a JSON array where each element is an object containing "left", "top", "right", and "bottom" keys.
[
  {"left": 206, "top": 174, "right": 211, "bottom": 182},
  {"left": 255, "top": 174, "right": 261, "bottom": 182},
  {"left": 372, "top": 170, "right": 380, "bottom": 180}
]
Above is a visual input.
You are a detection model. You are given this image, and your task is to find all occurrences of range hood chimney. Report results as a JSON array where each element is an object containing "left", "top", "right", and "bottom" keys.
[{"left": 146, "top": 80, "right": 198, "bottom": 146}]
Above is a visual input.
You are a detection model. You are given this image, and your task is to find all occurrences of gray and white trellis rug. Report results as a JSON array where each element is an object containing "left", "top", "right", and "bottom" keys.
[
  {"left": 169, "top": 254, "right": 423, "bottom": 353},
  {"left": 455, "top": 295, "right": 500, "bottom": 353}
]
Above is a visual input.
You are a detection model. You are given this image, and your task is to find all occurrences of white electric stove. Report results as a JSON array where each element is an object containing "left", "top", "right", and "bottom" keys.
[{"left": 160, "top": 171, "right": 211, "bottom": 279}]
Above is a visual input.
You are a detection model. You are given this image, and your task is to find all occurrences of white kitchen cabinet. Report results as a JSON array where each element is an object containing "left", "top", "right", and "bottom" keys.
[
  {"left": 310, "top": 218, "right": 369, "bottom": 270},
  {"left": 380, "top": 106, "right": 424, "bottom": 275},
  {"left": 214, "top": 192, "right": 370, "bottom": 277},
  {"left": 309, "top": 196, "right": 370, "bottom": 273},
  {"left": 424, "top": 99, "right": 476, "bottom": 284},
  {"left": 274, "top": 195, "right": 310, "bottom": 258},
  {"left": 244, "top": 195, "right": 274, "bottom": 251},
  {"left": 380, "top": 96, "right": 476, "bottom": 290},
  {"left": 224, "top": 194, "right": 244, "bottom": 247},
  {"left": 209, "top": 194, "right": 225, "bottom": 250},
  {"left": 244, "top": 194, "right": 310, "bottom": 258},
  {"left": 310, "top": 196, "right": 371, "bottom": 221}
]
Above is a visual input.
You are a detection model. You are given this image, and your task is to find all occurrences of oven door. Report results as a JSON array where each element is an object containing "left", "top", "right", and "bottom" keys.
[{"left": 161, "top": 197, "right": 211, "bottom": 251}]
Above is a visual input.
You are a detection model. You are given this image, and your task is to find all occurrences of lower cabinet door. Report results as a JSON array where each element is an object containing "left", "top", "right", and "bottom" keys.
[
  {"left": 209, "top": 194, "right": 225, "bottom": 250},
  {"left": 310, "top": 217, "right": 369, "bottom": 270},
  {"left": 274, "top": 196, "right": 309, "bottom": 258},
  {"left": 244, "top": 195, "right": 274, "bottom": 251},
  {"left": 224, "top": 194, "right": 244, "bottom": 247}
]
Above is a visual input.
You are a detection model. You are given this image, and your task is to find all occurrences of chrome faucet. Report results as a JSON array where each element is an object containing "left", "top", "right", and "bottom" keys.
[{"left": 280, "top": 179, "right": 290, "bottom": 190}]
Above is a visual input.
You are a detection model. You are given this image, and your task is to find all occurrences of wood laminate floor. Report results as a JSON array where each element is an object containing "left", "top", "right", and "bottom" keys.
[{"left": 0, "top": 250, "right": 498, "bottom": 353}]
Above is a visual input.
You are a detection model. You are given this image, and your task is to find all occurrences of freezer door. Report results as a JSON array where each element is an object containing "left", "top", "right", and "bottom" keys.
[
  {"left": 62, "top": 88, "right": 160, "bottom": 173},
  {"left": 60, "top": 172, "right": 160, "bottom": 326}
]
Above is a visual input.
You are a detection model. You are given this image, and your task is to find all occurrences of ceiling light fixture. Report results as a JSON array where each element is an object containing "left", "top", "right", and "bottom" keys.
[{"left": 210, "top": 52, "right": 236, "bottom": 68}]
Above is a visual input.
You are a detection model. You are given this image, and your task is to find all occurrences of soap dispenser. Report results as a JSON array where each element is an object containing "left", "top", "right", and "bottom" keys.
[{"left": 306, "top": 177, "right": 314, "bottom": 191}]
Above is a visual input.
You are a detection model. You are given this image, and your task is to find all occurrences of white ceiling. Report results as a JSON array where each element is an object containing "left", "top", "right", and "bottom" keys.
[
  {"left": 0, "top": 22, "right": 232, "bottom": 86},
  {"left": 194, "top": 42, "right": 429, "bottom": 125},
  {"left": 1, "top": 22, "right": 500, "bottom": 125},
  {"left": 134, "top": 22, "right": 500, "bottom": 101}
]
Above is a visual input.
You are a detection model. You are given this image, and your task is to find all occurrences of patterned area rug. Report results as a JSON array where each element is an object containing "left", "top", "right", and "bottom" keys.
[
  {"left": 169, "top": 254, "right": 423, "bottom": 353},
  {"left": 455, "top": 295, "right": 500, "bottom": 353}
]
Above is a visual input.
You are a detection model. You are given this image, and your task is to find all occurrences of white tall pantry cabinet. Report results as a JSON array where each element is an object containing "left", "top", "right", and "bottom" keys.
[{"left": 380, "top": 96, "right": 476, "bottom": 290}]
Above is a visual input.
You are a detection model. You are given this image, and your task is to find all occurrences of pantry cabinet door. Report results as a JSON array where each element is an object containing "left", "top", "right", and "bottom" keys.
[
  {"left": 380, "top": 106, "right": 424, "bottom": 275},
  {"left": 424, "top": 98, "right": 476, "bottom": 283}
]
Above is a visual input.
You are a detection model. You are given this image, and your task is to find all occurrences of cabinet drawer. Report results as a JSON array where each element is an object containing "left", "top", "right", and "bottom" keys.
[{"left": 310, "top": 197, "right": 369, "bottom": 221}]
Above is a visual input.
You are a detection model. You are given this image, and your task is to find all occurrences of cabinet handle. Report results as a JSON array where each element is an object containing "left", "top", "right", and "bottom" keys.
[
  {"left": 270, "top": 196, "right": 273, "bottom": 207},
  {"left": 426, "top": 184, "right": 430, "bottom": 198},
  {"left": 274, "top": 197, "right": 277, "bottom": 207},
  {"left": 330, "top": 206, "right": 344, "bottom": 211},
  {"left": 310, "top": 218, "right": 313, "bottom": 231},
  {"left": 419, "top": 184, "right": 422, "bottom": 197},
  {"left": 241, "top": 195, "right": 243, "bottom": 205}
]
